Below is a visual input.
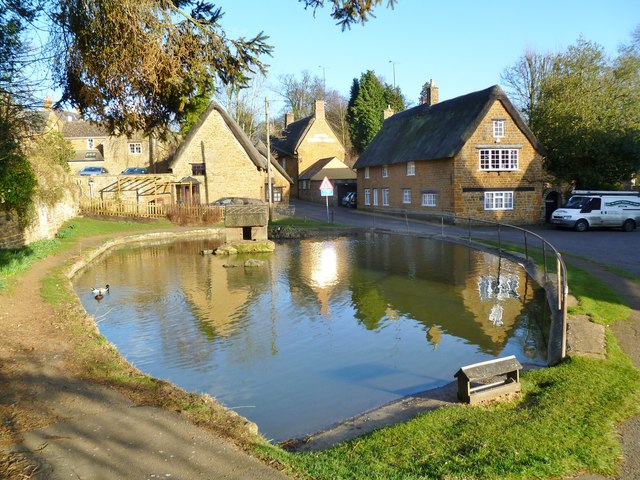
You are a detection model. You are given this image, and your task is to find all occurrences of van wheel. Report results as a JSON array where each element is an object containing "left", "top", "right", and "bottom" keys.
[
  {"left": 623, "top": 219, "right": 636, "bottom": 232},
  {"left": 574, "top": 219, "right": 588, "bottom": 232}
]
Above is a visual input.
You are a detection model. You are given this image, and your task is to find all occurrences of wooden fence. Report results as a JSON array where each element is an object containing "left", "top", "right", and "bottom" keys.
[{"left": 79, "top": 199, "right": 225, "bottom": 223}]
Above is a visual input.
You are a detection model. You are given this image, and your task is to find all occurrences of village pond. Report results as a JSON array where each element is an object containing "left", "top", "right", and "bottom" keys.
[{"left": 73, "top": 233, "right": 550, "bottom": 442}]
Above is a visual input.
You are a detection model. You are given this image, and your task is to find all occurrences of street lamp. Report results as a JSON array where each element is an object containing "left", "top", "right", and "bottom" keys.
[
  {"left": 318, "top": 65, "right": 326, "bottom": 99},
  {"left": 388, "top": 60, "right": 397, "bottom": 91}
]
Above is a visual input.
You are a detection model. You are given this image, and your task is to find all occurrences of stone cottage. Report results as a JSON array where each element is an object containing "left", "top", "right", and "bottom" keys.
[
  {"left": 168, "top": 101, "right": 291, "bottom": 205},
  {"left": 353, "top": 85, "right": 545, "bottom": 224},
  {"left": 271, "top": 100, "right": 346, "bottom": 198}
]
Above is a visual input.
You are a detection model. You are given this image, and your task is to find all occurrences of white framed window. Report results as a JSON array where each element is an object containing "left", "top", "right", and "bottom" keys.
[
  {"left": 493, "top": 119, "right": 505, "bottom": 138},
  {"left": 87, "top": 138, "right": 94, "bottom": 149},
  {"left": 484, "top": 191, "right": 514, "bottom": 210},
  {"left": 300, "top": 180, "right": 310, "bottom": 190},
  {"left": 422, "top": 193, "right": 436, "bottom": 207},
  {"left": 364, "top": 188, "right": 371, "bottom": 205},
  {"left": 373, "top": 188, "right": 379, "bottom": 206},
  {"left": 129, "top": 142, "right": 142, "bottom": 154},
  {"left": 406, "top": 161, "right": 415, "bottom": 176},
  {"left": 382, "top": 188, "right": 389, "bottom": 206},
  {"left": 402, "top": 188, "right": 411, "bottom": 204},
  {"left": 382, "top": 165, "right": 388, "bottom": 178},
  {"left": 479, "top": 149, "right": 518, "bottom": 171},
  {"left": 364, "top": 167, "right": 370, "bottom": 179}
]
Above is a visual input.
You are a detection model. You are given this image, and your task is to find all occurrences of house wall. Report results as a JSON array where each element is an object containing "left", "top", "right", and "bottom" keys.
[
  {"left": 453, "top": 101, "right": 544, "bottom": 224},
  {"left": 171, "top": 109, "right": 266, "bottom": 204},
  {"left": 67, "top": 135, "right": 155, "bottom": 175},
  {"left": 357, "top": 159, "right": 455, "bottom": 214},
  {"left": 356, "top": 100, "right": 544, "bottom": 225},
  {"left": 296, "top": 118, "right": 346, "bottom": 184}
]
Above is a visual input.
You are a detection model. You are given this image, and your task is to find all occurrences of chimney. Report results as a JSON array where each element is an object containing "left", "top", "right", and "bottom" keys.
[
  {"left": 314, "top": 99, "right": 325, "bottom": 119},
  {"left": 383, "top": 105, "right": 395, "bottom": 120},
  {"left": 420, "top": 79, "right": 439, "bottom": 106},
  {"left": 43, "top": 96, "right": 53, "bottom": 110},
  {"left": 285, "top": 112, "right": 295, "bottom": 127}
]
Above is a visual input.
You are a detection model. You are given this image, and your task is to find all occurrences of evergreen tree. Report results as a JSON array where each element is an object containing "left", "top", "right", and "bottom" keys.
[{"left": 347, "top": 71, "right": 388, "bottom": 153}]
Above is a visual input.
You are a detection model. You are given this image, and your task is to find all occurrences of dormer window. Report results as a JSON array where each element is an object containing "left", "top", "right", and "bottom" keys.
[
  {"left": 382, "top": 165, "right": 388, "bottom": 178},
  {"left": 406, "top": 161, "right": 415, "bottom": 176},
  {"left": 493, "top": 120, "right": 505, "bottom": 139}
]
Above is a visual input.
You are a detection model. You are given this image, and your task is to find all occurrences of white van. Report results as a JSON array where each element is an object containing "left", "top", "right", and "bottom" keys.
[{"left": 550, "top": 190, "right": 640, "bottom": 232}]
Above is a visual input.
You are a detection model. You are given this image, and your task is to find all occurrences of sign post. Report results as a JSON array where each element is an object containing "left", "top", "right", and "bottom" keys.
[{"left": 319, "top": 176, "right": 334, "bottom": 223}]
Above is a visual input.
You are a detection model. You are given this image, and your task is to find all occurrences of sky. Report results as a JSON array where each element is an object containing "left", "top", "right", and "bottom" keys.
[{"left": 218, "top": 0, "right": 640, "bottom": 115}]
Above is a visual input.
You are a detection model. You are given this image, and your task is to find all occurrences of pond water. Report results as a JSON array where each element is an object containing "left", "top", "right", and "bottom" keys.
[{"left": 74, "top": 233, "right": 550, "bottom": 442}]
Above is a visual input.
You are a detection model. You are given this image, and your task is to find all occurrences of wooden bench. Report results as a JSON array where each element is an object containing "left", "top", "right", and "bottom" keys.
[{"left": 454, "top": 356, "right": 522, "bottom": 404}]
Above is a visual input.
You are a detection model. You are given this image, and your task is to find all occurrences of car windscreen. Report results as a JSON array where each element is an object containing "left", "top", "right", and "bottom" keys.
[{"left": 562, "top": 196, "right": 589, "bottom": 209}]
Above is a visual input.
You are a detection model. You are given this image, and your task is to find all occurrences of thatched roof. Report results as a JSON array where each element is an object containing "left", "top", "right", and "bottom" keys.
[
  {"left": 353, "top": 85, "right": 544, "bottom": 169},
  {"left": 62, "top": 120, "right": 108, "bottom": 139}
]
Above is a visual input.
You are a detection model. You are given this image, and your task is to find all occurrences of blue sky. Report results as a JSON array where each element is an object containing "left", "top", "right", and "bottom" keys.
[{"left": 220, "top": 0, "right": 639, "bottom": 114}]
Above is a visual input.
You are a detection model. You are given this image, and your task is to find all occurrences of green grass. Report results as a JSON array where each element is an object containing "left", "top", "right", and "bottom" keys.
[
  {"left": 253, "top": 261, "right": 640, "bottom": 479},
  {"left": 0, "top": 239, "right": 61, "bottom": 289},
  {"left": 270, "top": 217, "right": 338, "bottom": 228}
]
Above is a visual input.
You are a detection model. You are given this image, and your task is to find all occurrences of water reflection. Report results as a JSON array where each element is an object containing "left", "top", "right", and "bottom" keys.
[{"left": 74, "top": 233, "right": 550, "bottom": 441}]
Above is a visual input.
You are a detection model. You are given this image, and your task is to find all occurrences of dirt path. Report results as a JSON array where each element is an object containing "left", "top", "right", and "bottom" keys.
[{"left": 0, "top": 231, "right": 291, "bottom": 480}]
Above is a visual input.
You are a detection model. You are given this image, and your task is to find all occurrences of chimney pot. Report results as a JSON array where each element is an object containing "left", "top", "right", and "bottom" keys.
[
  {"left": 314, "top": 99, "right": 325, "bottom": 119},
  {"left": 285, "top": 112, "right": 294, "bottom": 127}
]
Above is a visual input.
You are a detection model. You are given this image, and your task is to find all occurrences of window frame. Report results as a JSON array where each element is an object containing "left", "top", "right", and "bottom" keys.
[
  {"left": 87, "top": 138, "right": 94, "bottom": 149},
  {"left": 422, "top": 193, "right": 436, "bottom": 207},
  {"left": 191, "top": 163, "right": 206, "bottom": 176},
  {"left": 128, "top": 142, "right": 142, "bottom": 155},
  {"left": 402, "top": 188, "right": 411, "bottom": 204},
  {"left": 382, "top": 188, "right": 390, "bottom": 206},
  {"left": 484, "top": 191, "right": 514, "bottom": 211},
  {"left": 493, "top": 119, "right": 505, "bottom": 138},
  {"left": 382, "top": 165, "right": 388, "bottom": 178},
  {"left": 373, "top": 188, "right": 379, "bottom": 206},
  {"left": 479, "top": 149, "right": 519, "bottom": 171},
  {"left": 364, "top": 167, "right": 370, "bottom": 179},
  {"left": 364, "top": 188, "right": 371, "bottom": 206},
  {"left": 406, "top": 161, "right": 415, "bottom": 176}
]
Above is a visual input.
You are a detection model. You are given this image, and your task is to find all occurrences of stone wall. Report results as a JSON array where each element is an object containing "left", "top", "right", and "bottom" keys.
[{"left": 0, "top": 190, "right": 79, "bottom": 249}]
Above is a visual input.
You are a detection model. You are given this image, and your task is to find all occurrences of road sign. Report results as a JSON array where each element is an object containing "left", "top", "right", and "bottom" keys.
[{"left": 319, "top": 176, "right": 333, "bottom": 191}]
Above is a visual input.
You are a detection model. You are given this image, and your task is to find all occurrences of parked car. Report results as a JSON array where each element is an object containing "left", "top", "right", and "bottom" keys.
[
  {"left": 120, "top": 167, "right": 147, "bottom": 175},
  {"left": 343, "top": 192, "right": 357, "bottom": 208},
  {"left": 210, "top": 197, "right": 265, "bottom": 206},
  {"left": 78, "top": 166, "right": 108, "bottom": 176}
]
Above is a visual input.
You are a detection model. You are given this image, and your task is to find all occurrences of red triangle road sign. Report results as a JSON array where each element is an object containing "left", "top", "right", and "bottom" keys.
[{"left": 319, "top": 176, "right": 333, "bottom": 190}]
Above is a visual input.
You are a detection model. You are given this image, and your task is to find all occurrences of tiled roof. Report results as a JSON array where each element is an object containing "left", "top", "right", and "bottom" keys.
[
  {"left": 62, "top": 120, "right": 108, "bottom": 139},
  {"left": 270, "top": 115, "right": 314, "bottom": 156},
  {"left": 299, "top": 157, "right": 356, "bottom": 181},
  {"left": 353, "top": 85, "right": 544, "bottom": 169}
]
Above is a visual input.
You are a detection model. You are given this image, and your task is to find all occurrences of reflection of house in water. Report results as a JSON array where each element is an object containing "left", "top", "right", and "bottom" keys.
[
  {"left": 347, "top": 234, "right": 546, "bottom": 355},
  {"left": 294, "top": 240, "right": 352, "bottom": 317}
]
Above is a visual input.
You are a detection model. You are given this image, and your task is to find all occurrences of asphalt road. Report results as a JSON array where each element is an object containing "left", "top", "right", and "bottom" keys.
[{"left": 291, "top": 200, "right": 640, "bottom": 277}]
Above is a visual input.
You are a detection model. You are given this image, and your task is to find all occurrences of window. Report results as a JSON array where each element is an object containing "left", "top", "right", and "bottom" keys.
[
  {"left": 373, "top": 188, "right": 379, "bottom": 206},
  {"left": 484, "top": 191, "right": 514, "bottom": 210},
  {"left": 364, "top": 188, "right": 371, "bottom": 205},
  {"left": 406, "top": 161, "right": 415, "bottom": 176},
  {"left": 382, "top": 165, "right": 388, "bottom": 178},
  {"left": 129, "top": 142, "right": 142, "bottom": 154},
  {"left": 272, "top": 187, "right": 283, "bottom": 202},
  {"left": 87, "top": 138, "right": 94, "bottom": 149},
  {"left": 402, "top": 188, "right": 411, "bottom": 204},
  {"left": 191, "top": 163, "right": 206, "bottom": 176},
  {"left": 300, "top": 180, "right": 310, "bottom": 190},
  {"left": 382, "top": 188, "right": 389, "bottom": 206},
  {"left": 493, "top": 120, "right": 505, "bottom": 138},
  {"left": 479, "top": 149, "right": 518, "bottom": 171},
  {"left": 422, "top": 193, "right": 436, "bottom": 207},
  {"left": 364, "top": 167, "right": 370, "bottom": 179}
]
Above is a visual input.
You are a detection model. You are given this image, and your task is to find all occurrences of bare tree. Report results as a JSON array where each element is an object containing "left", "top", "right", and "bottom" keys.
[
  {"left": 216, "top": 74, "right": 266, "bottom": 141},
  {"left": 276, "top": 70, "right": 324, "bottom": 119},
  {"left": 500, "top": 49, "right": 555, "bottom": 124}
]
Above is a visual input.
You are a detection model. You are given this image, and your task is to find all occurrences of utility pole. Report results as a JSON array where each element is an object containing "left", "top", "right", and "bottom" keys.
[{"left": 265, "top": 97, "right": 273, "bottom": 220}]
